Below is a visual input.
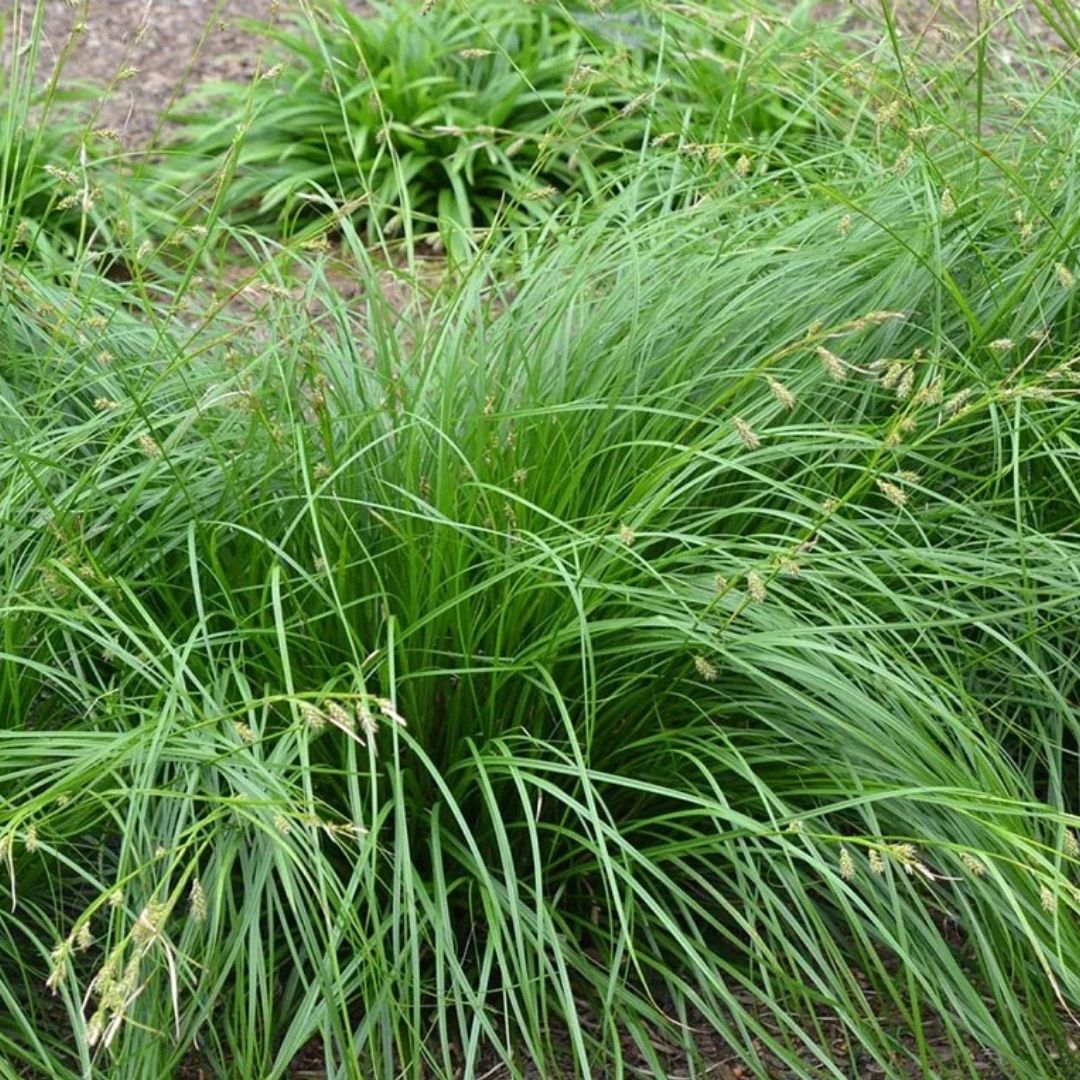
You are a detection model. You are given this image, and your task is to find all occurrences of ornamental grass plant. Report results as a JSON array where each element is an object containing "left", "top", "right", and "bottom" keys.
[
  {"left": 2, "top": 1, "right": 1080, "bottom": 1078},
  {"left": 155, "top": 0, "right": 823, "bottom": 248}
]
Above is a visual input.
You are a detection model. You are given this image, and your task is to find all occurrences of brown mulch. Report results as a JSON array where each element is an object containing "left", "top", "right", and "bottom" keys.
[
  {"left": 819, "top": 0, "right": 1068, "bottom": 63},
  {"left": 1, "top": 0, "right": 362, "bottom": 147},
  {"left": 5, "top": 0, "right": 275, "bottom": 144}
]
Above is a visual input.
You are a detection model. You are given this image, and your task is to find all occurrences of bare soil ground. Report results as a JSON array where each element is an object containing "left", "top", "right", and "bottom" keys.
[
  {"left": 5, "top": 0, "right": 277, "bottom": 143},
  {"left": 2, "top": 0, "right": 359, "bottom": 145}
]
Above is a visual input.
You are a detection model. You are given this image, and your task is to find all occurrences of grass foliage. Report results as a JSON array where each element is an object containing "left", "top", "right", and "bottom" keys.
[
  {"left": 160, "top": 0, "right": 818, "bottom": 245},
  {"left": 0, "top": 21, "right": 120, "bottom": 261},
  {"left": 3, "top": 1, "right": 1080, "bottom": 1078}
]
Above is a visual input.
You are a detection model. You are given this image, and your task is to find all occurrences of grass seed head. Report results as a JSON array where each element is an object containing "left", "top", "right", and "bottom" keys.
[
  {"left": 327, "top": 700, "right": 355, "bottom": 732},
  {"left": 877, "top": 99, "right": 902, "bottom": 127},
  {"left": 816, "top": 346, "right": 847, "bottom": 381},
  {"left": 897, "top": 367, "right": 915, "bottom": 401},
  {"left": 46, "top": 940, "right": 71, "bottom": 994},
  {"left": 734, "top": 418, "right": 760, "bottom": 450},
  {"left": 876, "top": 480, "right": 908, "bottom": 508},
  {"left": 882, "top": 362, "right": 904, "bottom": 390},
  {"left": 44, "top": 164, "right": 79, "bottom": 186},
  {"left": 89, "top": 944, "right": 121, "bottom": 999},
  {"left": 138, "top": 433, "right": 162, "bottom": 458},
  {"left": 376, "top": 698, "right": 407, "bottom": 728},
  {"left": 86, "top": 1010, "right": 106, "bottom": 1047},
  {"left": 233, "top": 720, "right": 256, "bottom": 744},
  {"left": 888, "top": 843, "right": 918, "bottom": 868},
  {"left": 865, "top": 310, "right": 904, "bottom": 326},
  {"left": 959, "top": 851, "right": 986, "bottom": 876},
  {"left": 746, "top": 571, "right": 767, "bottom": 603},
  {"left": 839, "top": 847, "right": 855, "bottom": 880},
  {"left": 914, "top": 377, "right": 943, "bottom": 405},
  {"left": 356, "top": 702, "right": 378, "bottom": 740},
  {"left": 119, "top": 952, "right": 141, "bottom": 994},
  {"left": 944, "top": 387, "right": 975, "bottom": 416},
  {"left": 767, "top": 377, "right": 796, "bottom": 410},
  {"left": 302, "top": 703, "right": 325, "bottom": 730},
  {"left": 133, "top": 901, "right": 169, "bottom": 945},
  {"left": 189, "top": 878, "right": 207, "bottom": 923},
  {"left": 694, "top": 655, "right": 719, "bottom": 682}
]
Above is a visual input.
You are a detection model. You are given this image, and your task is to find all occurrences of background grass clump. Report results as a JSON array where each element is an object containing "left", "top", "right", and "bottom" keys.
[
  {"left": 3, "top": 1, "right": 1080, "bottom": 1079},
  {"left": 159, "top": 0, "right": 825, "bottom": 248},
  {"left": 0, "top": 27, "right": 125, "bottom": 263}
]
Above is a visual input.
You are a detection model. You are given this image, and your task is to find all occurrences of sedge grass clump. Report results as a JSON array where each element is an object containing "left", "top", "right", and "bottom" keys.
[
  {"left": 163, "top": 0, "right": 633, "bottom": 243},
  {"left": 159, "top": 0, "right": 829, "bottom": 247},
  {"left": 3, "top": 4, "right": 1080, "bottom": 1080},
  {"left": 0, "top": 101, "right": 127, "bottom": 263},
  {"left": 0, "top": 2, "right": 141, "bottom": 267},
  {"left": 6, "top": 120, "right": 1080, "bottom": 1074}
]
